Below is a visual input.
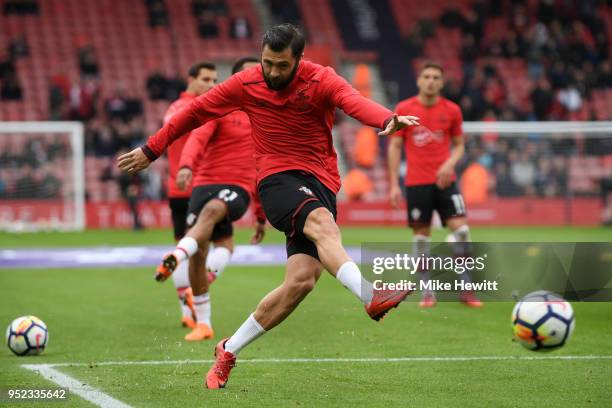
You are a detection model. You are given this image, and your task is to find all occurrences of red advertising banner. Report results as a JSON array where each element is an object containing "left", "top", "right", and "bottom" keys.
[{"left": 0, "top": 198, "right": 603, "bottom": 229}]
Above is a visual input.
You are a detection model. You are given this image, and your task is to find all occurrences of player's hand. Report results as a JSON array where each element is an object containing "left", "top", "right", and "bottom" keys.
[
  {"left": 389, "top": 184, "right": 402, "bottom": 209},
  {"left": 250, "top": 221, "right": 266, "bottom": 244},
  {"left": 176, "top": 168, "right": 193, "bottom": 191},
  {"left": 117, "top": 147, "right": 151, "bottom": 175},
  {"left": 436, "top": 162, "right": 454, "bottom": 189},
  {"left": 378, "top": 114, "right": 420, "bottom": 137}
]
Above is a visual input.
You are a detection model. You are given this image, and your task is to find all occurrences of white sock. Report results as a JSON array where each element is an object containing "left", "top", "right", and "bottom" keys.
[
  {"left": 172, "top": 260, "right": 190, "bottom": 288},
  {"left": 413, "top": 235, "right": 432, "bottom": 295},
  {"left": 172, "top": 237, "right": 198, "bottom": 263},
  {"left": 336, "top": 261, "right": 373, "bottom": 304},
  {"left": 225, "top": 313, "right": 266, "bottom": 355},
  {"left": 171, "top": 260, "right": 192, "bottom": 317},
  {"left": 206, "top": 246, "right": 232, "bottom": 278},
  {"left": 452, "top": 225, "right": 471, "bottom": 256},
  {"left": 176, "top": 288, "right": 193, "bottom": 318},
  {"left": 193, "top": 293, "right": 211, "bottom": 327}
]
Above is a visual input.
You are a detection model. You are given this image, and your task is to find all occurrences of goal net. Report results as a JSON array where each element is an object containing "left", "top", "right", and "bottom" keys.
[{"left": 0, "top": 122, "right": 85, "bottom": 231}]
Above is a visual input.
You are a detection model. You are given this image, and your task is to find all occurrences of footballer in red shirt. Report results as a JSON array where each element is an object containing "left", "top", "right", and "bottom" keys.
[
  {"left": 163, "top": 62, "right": 217, "bottom": 330},
  {"left": 156, "top": 57, "right": 266, "bottom": 342},
  {"left": 388, "top": 62, "right": 482, "bottom": 308},
  {"left": 118, "top": 24, "right": 419, "bottom": 389}
]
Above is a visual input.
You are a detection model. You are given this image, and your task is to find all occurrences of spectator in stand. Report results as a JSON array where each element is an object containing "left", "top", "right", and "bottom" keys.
[
  {"left": 0, "top": 72, "right": 23, "bottom": 100},
  {"left": 530, "top": 77, "right": 554, "bottom": 120},
  {"left": 69, "top": 77, "right": 99, "bottom": 121},
  {"left": 192, "top": 0, "right": 227, "bottom": 16},
  {"left": 198, "top": 11, "right": 219, "bottom": 38},
  {"left": 3, "top": 0, "right": 39, "bottom": 15},
  {"left": 105, "top": 86, "right": 143, "bottom": 122},
  {"left": 146, "top": 70, "right": 168, "bottom": 100},
  {"left": 78, "top": 44, "right": 100, "bottom": 78},
  {"left": 146, "top": 0, "right": 169, "bottom": 27},
  {"left": 231, "top": 16, "right": 252, "bottom": 39},
  {"left": 268, "top": 0, "right": 301, "bottom": 26},
  {"left": 9, "top": 34, "right": 29, "bottom": 59}
]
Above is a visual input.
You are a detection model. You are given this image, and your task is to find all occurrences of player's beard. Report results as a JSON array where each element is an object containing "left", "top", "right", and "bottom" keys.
[{"left": 263, "top": 60, "right": 300, "bottom": 90}]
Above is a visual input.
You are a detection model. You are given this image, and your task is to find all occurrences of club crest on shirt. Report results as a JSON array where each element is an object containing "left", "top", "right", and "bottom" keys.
[
  {"left": 412, "top": 126, "right": 444, "bottom": 146},
  {"left": 299, "top": 186, "right": 314, "bottom": 196},
  {"left": 293, "top": 90, "right": 311, "bottom": 112}
]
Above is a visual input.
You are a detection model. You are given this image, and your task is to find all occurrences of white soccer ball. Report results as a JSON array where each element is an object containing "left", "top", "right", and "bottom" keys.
[
  {"left": 511, "top": 291, "right": 575, "bottom": 351},
  {"left": 6, "top": 316, "right": 49, "bottom": 356}
]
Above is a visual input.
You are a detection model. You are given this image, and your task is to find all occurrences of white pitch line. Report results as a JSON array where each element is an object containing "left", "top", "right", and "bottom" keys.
[
  {"left": 29, "top": 354, "right": 612, "bottom": 368},
  {"left": 21, "top": 364, "right": 133, "bottom": 408}
]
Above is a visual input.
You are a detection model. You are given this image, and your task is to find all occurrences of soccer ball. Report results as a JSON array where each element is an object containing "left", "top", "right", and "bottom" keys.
[
  {"left": 6, "top": 316, "right": 49, "bottom": 356},
  {"left": 511, "top": 291, "right": 575, "bottom": 351}
]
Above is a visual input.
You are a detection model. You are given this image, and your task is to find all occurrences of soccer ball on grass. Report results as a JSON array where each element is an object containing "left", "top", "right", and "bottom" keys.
[
  {"left": 512, "top": 291, "right": 575, "bottom": 351},
  {"left": 6, "top": 316, "right": 49, "bottom": 356}
]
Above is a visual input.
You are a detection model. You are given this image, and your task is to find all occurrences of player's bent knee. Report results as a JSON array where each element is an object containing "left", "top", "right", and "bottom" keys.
[
  {"left": 304, "top": 208, "right": 339, "bottom": 242},
  {"left": 199, "top": 199, "right": 227, "bottom": 222},
  {"left": 285, "top": 278, "right": 316, "bottom": 302}
]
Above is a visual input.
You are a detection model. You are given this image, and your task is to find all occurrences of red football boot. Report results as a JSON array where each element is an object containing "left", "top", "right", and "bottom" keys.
[
  {"left": 365, "top": 288, "right": 411, "bottom": 321},
  {"left": 459, "top": 291, "right": 484, "bottom": 308},
  {"left": 205, "top": 338, "right": 236, "bottom": 389},
  {"left": 419, "top": 292, "right": 437, "bottom": 308}
]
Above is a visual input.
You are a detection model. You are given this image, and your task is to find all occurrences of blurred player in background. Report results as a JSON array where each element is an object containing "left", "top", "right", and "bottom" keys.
[
  {"left": 388, "top": 62, "right": 482, "bottom": 308},
  {"left": 157, "top": 56, "right": 266, "bottom": 342},
  {"left": 117, "top": 23, "right": 419, "bottom": 389},
  {"left": 162, "top": 62, "right": 218, "bottom": 329}
]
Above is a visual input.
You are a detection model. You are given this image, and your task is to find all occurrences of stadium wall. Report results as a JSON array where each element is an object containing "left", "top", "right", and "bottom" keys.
[{"left": 0, "top": 199, "right": 603, "bottom": 229}]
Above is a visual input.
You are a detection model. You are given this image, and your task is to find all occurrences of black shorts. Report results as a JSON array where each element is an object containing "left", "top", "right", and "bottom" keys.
[
  {"left": 168, "top": 197, "right": 189, "bottom": 240},
  {"left": 405, "top": 182, "right": 467, "bottom": 227},
  {"left": 186, "top": 184, "right": 250, "bottom": 241},
  {"left": 258, "top": 171, "right": 337, "bottom": 260}
]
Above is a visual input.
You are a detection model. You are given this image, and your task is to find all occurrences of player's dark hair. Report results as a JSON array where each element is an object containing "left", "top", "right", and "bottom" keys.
[
  {"left": 232, "top": 56, "right": 260, "bottom": 75},
  {"left": 262, "top": 23, "right": 305, "bottom": 58},
  {"left": 420, "top": 62, "right": 444, "bottom": 75},
  {"left": 187, "top": 61, "right": 216, "bottom": 78}
]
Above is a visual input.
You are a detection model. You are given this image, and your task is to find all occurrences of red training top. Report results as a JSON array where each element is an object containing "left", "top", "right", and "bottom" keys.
[
  {"left": 393, "top": 96, "right": 463, "bottom": 186},
  {"left": 163, "top": 92, "right": 195, "bottom": 198},
  {"left": 143, "top": 60, "right": 394, "bottom": 194},
  {"left": 179, "top": 111, "right": 265, "bottom": 221}
]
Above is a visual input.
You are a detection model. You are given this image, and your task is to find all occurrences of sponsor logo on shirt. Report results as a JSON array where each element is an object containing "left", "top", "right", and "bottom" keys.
[{"left": 412, "top": 126, "right": 444, "bottom": 146}]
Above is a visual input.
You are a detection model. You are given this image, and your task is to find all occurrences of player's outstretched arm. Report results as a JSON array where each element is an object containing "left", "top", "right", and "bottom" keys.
[
  {"left": 116, "top": 76, "right": 242, "bottom": 174},
  {"left": 117, "top": 147, "right": 150, "bottom": 175},
  {"left": 378, "top": 114, "right": 420, "bottom": 137},
  {"left": 322, "top": 68, "right": 419, "bottom": 134}
]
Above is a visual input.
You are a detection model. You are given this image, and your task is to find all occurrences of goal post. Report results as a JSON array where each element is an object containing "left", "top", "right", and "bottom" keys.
[{"left": 0, "top": 121, "right": 85, "bottom": 231}]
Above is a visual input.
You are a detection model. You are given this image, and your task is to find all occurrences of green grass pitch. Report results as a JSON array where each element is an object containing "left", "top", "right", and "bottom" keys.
[{"left": 1, "top": 226, "right": 611, "bottom": 407}]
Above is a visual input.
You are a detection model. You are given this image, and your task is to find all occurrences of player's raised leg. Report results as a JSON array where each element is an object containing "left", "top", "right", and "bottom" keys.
[
  {"left": 155, "top": 198, "right": 227, "bottom": 281},
  {"left": 206, "top": 253, "right": 322, "bottom": 388},
  {"left": 302, "top": 208, "right": 410, "bottom": 320}
]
